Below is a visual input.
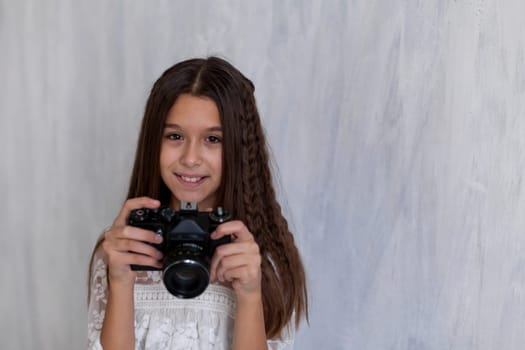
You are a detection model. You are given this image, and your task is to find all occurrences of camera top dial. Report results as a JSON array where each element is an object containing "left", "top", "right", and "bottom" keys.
[{"left": 209, "top": 207, "right": 231, "bottom": 223}]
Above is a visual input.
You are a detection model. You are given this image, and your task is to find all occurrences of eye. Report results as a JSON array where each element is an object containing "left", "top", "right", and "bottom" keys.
[
  {"left": 206, "top": 135, "right": 222, "bottom": 144},
  {"left": 166, "top": 133, "right": 183, "bottom": 141}
]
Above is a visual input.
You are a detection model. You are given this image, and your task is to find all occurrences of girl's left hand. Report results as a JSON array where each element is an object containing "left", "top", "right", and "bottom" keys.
[{"left": 209, "top": 220, "right": 262, "bottom": 300}]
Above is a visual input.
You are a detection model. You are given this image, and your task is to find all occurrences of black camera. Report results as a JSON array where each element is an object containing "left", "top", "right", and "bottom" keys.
[{"left": 128, "top": 201, "right": 231, "bottom": 298}]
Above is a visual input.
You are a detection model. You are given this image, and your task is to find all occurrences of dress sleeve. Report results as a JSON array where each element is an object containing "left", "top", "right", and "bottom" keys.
[
  {"left": 87, "top": 247, "right": 107, "bottom": 350},
  {"left": 267, "top": 322, "right": 296, "bottom": 350}
]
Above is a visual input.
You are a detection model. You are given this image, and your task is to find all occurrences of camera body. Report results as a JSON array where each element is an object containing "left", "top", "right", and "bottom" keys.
[{"left": 128, "top": 201, "right": 231, "bottom": 298}]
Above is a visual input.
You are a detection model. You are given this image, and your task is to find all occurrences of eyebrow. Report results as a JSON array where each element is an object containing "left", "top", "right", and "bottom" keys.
[{"left": 164, "top": 123, "right": 223, "bottom": 132}]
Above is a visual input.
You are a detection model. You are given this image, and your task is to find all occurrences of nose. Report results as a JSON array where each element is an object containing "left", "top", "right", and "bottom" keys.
[{"left": 180, "top": 140, "right": 202, "bottom": 167}]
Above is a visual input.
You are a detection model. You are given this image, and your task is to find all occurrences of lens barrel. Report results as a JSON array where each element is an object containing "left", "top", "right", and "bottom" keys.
[{"left": 162, "top": 257, "right": 210, "bottom": 298}]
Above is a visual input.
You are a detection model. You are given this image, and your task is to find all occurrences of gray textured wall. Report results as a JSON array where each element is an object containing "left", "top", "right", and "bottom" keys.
[{"left": 2, "top": 1, "right": 525, "bottom": 349}]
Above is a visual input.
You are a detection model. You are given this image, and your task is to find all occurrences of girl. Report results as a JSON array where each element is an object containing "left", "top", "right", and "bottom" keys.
[{"left": 87, "top": 56, "right": 308, "bottom": 350}]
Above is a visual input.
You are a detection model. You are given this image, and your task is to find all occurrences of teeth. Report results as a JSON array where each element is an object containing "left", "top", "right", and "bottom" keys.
[{"left": 181, "top": 176, "right": 202, "bottom": 183}]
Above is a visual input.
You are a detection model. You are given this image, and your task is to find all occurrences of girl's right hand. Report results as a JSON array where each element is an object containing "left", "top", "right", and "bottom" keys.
[{"left": 102, "top": 197, "right": 164, "bottom": 284}]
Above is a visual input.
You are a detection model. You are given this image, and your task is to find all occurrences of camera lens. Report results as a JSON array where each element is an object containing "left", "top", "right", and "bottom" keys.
[
  {"left": 163, "top": 259, "right": 209, "bottom": 298},
  {"left": 174, "top": 265, "right": 197, "bottom": 281}
]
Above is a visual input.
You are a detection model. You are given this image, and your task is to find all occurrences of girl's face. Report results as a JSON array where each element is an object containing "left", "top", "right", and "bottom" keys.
[{"left": 160, "top": 94, "right": 223, "bottom": 209}]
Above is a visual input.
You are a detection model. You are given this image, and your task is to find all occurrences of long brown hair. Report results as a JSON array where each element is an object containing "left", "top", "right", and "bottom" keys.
[{"left": 88, "top": 56, "right": 308, "bottom": 337}]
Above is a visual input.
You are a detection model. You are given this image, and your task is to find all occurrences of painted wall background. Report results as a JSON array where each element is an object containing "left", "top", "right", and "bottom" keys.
[{"left": 1, "top": 1, "right": 525, "bottom": 349}]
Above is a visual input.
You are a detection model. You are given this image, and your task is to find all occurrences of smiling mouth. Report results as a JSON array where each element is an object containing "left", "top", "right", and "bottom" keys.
[
  {"left": 176, "top": 174, "right": 207, "bottom": 185},
  {"left": 181, "top": 175, "right": 202, "bottom": 183}
]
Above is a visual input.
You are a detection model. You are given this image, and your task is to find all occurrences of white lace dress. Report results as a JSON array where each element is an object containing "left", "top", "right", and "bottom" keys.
[{"left": 87, "top": 251, "right": 294, "bottom": 350}]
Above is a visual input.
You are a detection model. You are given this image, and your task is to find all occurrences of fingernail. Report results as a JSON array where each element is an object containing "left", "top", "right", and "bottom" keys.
[{"left": 156, "top": 234, "right": 163, "bottom": 243}]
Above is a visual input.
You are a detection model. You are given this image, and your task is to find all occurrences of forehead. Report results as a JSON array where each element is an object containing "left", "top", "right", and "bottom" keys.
[{"left": 166, "top": 94, "right": 221, "bottom": 126}]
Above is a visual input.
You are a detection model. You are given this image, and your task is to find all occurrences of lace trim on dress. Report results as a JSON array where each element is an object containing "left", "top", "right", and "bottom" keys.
[{"left": 134, "top": 278, "right": 237, "bottom": 319}]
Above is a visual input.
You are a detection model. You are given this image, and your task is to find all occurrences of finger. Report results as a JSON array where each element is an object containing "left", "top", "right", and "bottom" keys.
[
  {"left": 119, "top": 226, "right": 163, "bottom": 245},
  {"left": 111, "top": 239, "right": 163, "bottom": 259},
  {"left": 215, "top": 241, "right": 260, "bottom": 257},
  {"left": 216, "top": 253, "right": 260, "bottom": 271},
  {"left": 103, "top": 227, "right": 163, "bottom": 258},
  {"left": 102, "top": 236, "right": 163, "bottom": 262},
  {"left": 220, "top": 265, "right": 261, "bottom": 286},
  {"left": 209, "top": 242, "right": 260, "bottom": 281},
  {"left": 215, "top": 254, "right": 261, "bottom": 282},
  {"left": 211, "top": 221, "right": 253, "bottom": 242},
  {"left": 113, "top": 197, "right": 161, "bottom": 227},
  {"left": 104, "top": 226, "right": 163, "bottom": 247},
  {"left": 210, "top": 254, "right": 220, "bottom": 282},
  {"left": 107, "top": 250, "right": 163, "bottom": 270}
]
